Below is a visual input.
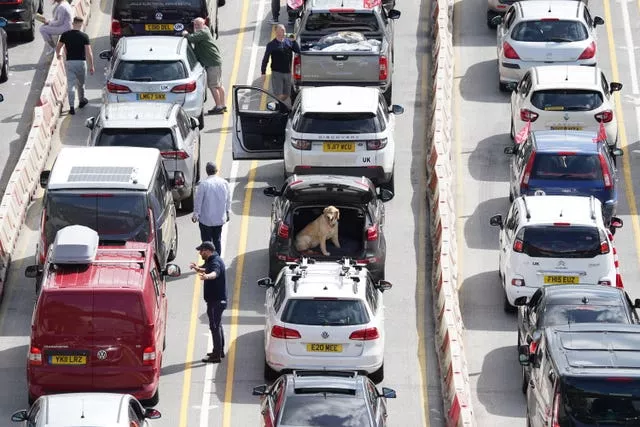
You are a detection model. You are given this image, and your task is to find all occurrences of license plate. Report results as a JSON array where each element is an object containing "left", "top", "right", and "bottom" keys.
[
  {"left": 306, "top": 343, "right": 343, "bottom": 352},
  {"left": 144, "top": 24, "right": 175, "bottom": 31},
  {"left": 49, "top": 355, "right": 87, "bottom": 365},
  {"left": 137, "top": 93, "right": 166, "bottom": 101},
  {"left": 544, "top": 275, "right": 579, "bottom": 285},
  {"left": 323, "top": 142, "right": 355, "bottom": 152},
  {"left": 550, "top": 126, "right": 583, "bottom": 131}
]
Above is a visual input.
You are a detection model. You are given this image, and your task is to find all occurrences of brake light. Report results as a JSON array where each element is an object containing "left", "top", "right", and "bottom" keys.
[
  {"left": 293, "top": 55, "right": 301, "bottom": 80},
  {"left": 379, "top": 56, "right": 388, "bottom": 81},
  {"left": 511, "top": 278, "right": 525, "bottom": 286},
  {"left": 513, "top": 239, "right": 524, "bottom": 253},
  {"left": 291, "top": 138, "right": 312, "bottom": 150},
  {"left": 606, "top": 377, "right": 634, "bottom": 382},
  {"left": 111, "top": 19, "right": 121, "bottom": 36},
  {"left": 160, "top": 151, "right": 189, "bottom": 160},
  {"left": 553, "top": 222, "right": 571, "bottom": 226},
  {"left": 520, "top": 152, "right": 536, "bottom": 190},
  {"left": 106, "top": 81, "right": 131, "bottom": 94},
  {"left": 366, "top": 139, "right": 388, "bottom": 150},
  {"left": 598, "top": 153, "right": 612, "bottom": 190},
  {"left": 366, "top": 224, "right": 378, "bottom": 241},
  {"left": 540, "top": 18, "right": 559, "bottom": 21},
  {"left": 520, "top": 109, "right": 539, "bottom": 122},
  {"left": 28, "top": 346, "right": 42, "bottom": 365},
  {"left": 143, "top": 346, "right": 156, "bottom": 365},
  {"left": 503, "top": 42, "right": 520, "bottom": 59},
  {"left": 277, "top": 223, "right": 290, "bottom": 239},
  {"left": 552, "top": 391, "right": 561, "bottom": 427},
  {"left": 349, "top": 327, "right": 380, "bottom": 340},
  {"left": 600, "top": 241, "right": 610, "bottom": 254},
  {"left": 598, "top": 280, "right": 612, "bottom": 286},
  {"left": 578, "top": 41, "right": 596, "bottom": 60},
  {"left": 39, "top": 209, "right": 47, "bottom": 264},
  {"left": 329, "top": 7, "right": 355, "bottom": 12},
  {"left": 595, "top": 110, "right": 613, "bottom": 123},
  {"left": 271, "top": 325, "right": 301, "bottom": 339},
  {"left": 171, "top": 81, "right": 197, "bottom": 93}
]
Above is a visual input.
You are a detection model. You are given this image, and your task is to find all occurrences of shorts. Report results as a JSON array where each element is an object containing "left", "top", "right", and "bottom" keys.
[
  {"left": 206, "top": 66, "right": 222, "bottom": 88},
  {"left": 271, "top": 71, "right": 291, "bottom": 97}
]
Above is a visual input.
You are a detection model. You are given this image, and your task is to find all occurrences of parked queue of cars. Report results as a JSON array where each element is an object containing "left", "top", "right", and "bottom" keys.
[
  {"left": 487, "top": 1, "right": 640, "bottom": 426},
  {"left": 10, "top": 0, "right": 406, "bottom": 425}
]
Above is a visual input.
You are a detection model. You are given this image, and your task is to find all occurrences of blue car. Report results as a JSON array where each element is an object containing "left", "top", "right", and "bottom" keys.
[{"left": 504, "top": 130, "right": 623, "bottom": 224}]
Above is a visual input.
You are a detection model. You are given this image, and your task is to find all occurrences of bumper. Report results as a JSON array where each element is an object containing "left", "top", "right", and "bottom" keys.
[
  {"left": 29, "top": 380, "right": 158, "bottom": 401},
  {"left": 504, "top": 283, "right": 538, "bottom": 306},
  {"left": 499, "top": 60, "right": 597, "bottom": 84},
  {"left": 290, "top": 165, "right": 392, "bottom": 185},
  {"left": 293, "top": 80, "right": 391, "bottom": 94},
  {"left": 266, "top": 346, "right": 383, "bottom": 375}
]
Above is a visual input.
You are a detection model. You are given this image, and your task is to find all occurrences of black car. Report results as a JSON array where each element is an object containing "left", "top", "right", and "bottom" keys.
[
  {"left": 515, "top": 285, "right": 640, "bottom": 393},
  {"left": 0, "top": 18, "right": 7, "bottom": 82},
  {"left": 252, "top": 371, "right": 397, "bottom": 427},
  {"left": 263, "top": 175, "right": 393, "bottom": 282},
  {"left": 0, "top": 0, "right": 41, "bottom": 41}
]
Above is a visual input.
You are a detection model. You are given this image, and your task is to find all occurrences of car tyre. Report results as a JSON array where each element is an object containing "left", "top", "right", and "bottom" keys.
[
  {"left": 198, "top": 110, "right": 205, "bottom": 130},
  {"left": 383, "top": 85, "right": 392, "bottom": 106},
  {"left": 509, "top": 189, "right": 514, "bottom": 203},
  {"left": 22, "top": 18, "right": 35, "bottom": 42},
  {"left": 380, "top": 174, "right": 394, "bottom": 193},
  {"left": 141, "top": 388, "right": 160, "bottom": 407},
  {"left": 167, "top": 224, "right": 178, "bottom": 262},
  {"left": 0, "top": 45, "right": 8, "bottom": 83},
  {"left": 487, "top": 11, "right": 498, "bottom": 29},
  {"left": 264, "top": 359, "right": 279, "bottom": 381},
  {"left": 499, "top": 81, "right": 510, "bottom": 92},
  {"left": 510, "top": 118, "right": 515, "bottom": 141},
  {"left": 269, "top": 262, "right": 280, "bottom": 281},
  {"left": 504, "top": 294, "right": 516, "bottom": 313},
  {"left": 521, "top": 365, "right": 529, "bottom": 394},
  {"left": 369, "top": 363, "right": 384, "bottom": 384}
]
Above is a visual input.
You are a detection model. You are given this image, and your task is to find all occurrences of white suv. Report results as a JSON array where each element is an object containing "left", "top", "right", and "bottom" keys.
[
  {"left": 257, "top": 257, "right": 392, "bottom": 383},
  {"left": 489, "top": 195, "right": 623, "bottom": 313}
]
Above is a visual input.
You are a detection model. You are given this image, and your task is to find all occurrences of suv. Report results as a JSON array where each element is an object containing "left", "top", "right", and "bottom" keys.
[
  {"left": 504, "top": 130, "right": 623, "bottom": 224},
  {"left": 100, "top": 36, "right": 207, "bottom": 126},
  {"left": 262, "top": 175, "right": 393, "bottom": 281},
  {"left": 86, "top": 102, "right": 202, "bottom": 211},
  {"left": 257, "top": 257, "right": 393, "bottom": 382},
  {"left": 231, "top": 85, "right": 404, "bottom": 191},
  {"left": 519, "top": 324, "right": 640, "bottom": 427},
  {"left": 489, "top": 195, "right": 623, "bottom": 312},
  {"left": 0, "top": 0, "right": 41, "bottom": 41}
]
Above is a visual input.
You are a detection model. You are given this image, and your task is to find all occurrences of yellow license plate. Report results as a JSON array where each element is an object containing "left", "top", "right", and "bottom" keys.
[
  {"left": 144, "top": 24, "right": 175, "bottom": 31},
  {"left": 138, "top": 93, "right": 166, "bottom": 101},
  {"left": 544, "top": 275, "right": 579, "bottom": 285},
  {"left": 550, "top": 126, "right": 583, "bottom": 131},
  {"left": 323, "top": 142, "right": 355, "bottom": 152},
  {"left": 49, "top": 355, "right": 87, "bottom": 365},
  {"left": 306, "top": 343, "right": 343, "bottom": 352}
]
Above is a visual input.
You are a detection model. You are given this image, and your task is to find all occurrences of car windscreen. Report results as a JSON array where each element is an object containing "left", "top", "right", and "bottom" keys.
[
  {"left": 45, "top": 192, "right": 149, "bottom": 247},
  {"left": 113, "top": 61, "right": 187, "bottom": 82},
  {"left": 531, "top": 153, "right": 604, "bottom": 181},
  {"left": 281, "top": 299, "right": 370, "bottom": 325},
  {"left": 511, "top": 20, "right": 588, "bottom": 42},
  {"left": 116, "top": 0, "right": 201, "bottom": 9},
  {"left": 92, "top": 293, "right": 147, "bottom": 336},
  {"left": 542, "top": 304, "right": 629, "bottom": 327},
  {"left": 279, "top": 394, "right": 370, "bottom": 426},
  {"left": 304, "top": 13, "right": 380, "bottom": 33},
  {"left": 296, "top": 113, "right": 382, "bottom": 134},
  {"left": 530, "top": 90, "right": 604, "bottom": 111},
  {"left": 521, "top": 225, "right": 601, "bottom": 258},
  {"left": 96, "top": 128, "right": 176, "bottom": 151},
  {"left": 38, "top": 292, "right": 93, "bottom": 336},
  {"left": 560, "top": 377, "right": 640, "bottom": 424}
]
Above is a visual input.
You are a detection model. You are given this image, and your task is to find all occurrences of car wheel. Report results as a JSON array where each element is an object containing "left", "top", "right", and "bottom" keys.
[
  {"left": 269, "top": 262, "right": 281, "bottom": 281},
  {"left": 198, "top": 110, "right": 205, "bottom": 130},
  {"left": 381, "top": 174, "right": 394, "bottom": 193},
  {"left": 510, "top": 117, "right": 515, "bottom": 141},
  {"left": 504, "top": 294, "right": 516, "bottom": 314},
  {"left": 521, "top": 365, "right": 529, "bottom": 394},
  {"left": 373, "top": 266, "right": 385, "bottom": 283},
  {"left": 141, "top": 388, "right": 160, "bottom": 407},
  {"left": 487, "top": 13, "right": 498, "bottom": 29},
  {"left": 499, "top": 81, "right": 510, "bottom": 92},
  {"left": 383, "top": 85, "right": 392, "bottom": 106},
  {"left": 264, "top": 359, "right": 279, "bottom": 381},
  {"left": 509, "top": 189, "right": 514, "bottom": 203},
  {"left": 369, "top": 363, "right": 384, "bottom": 384},
  {"left": 0, "top": 45, "right": 8, "bottom": 83},
  {"left": 22, "top": 18, "right": 35, "bottom": 42},
  {"left": 167, "top": 224, "right": 178, "bottom": 262}
]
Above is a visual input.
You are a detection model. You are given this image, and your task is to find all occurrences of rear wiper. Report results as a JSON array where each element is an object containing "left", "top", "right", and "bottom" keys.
[
  {"left": 546, "top": 37, "right": 574, "bottom": 43},
  {"left": 129, "top": 77, "right": 153, "bottom": 82}
]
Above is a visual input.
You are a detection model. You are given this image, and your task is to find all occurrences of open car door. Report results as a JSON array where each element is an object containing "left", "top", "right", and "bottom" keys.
[{"left": 232, "top": 85, "right": 288, "bottom": 160}]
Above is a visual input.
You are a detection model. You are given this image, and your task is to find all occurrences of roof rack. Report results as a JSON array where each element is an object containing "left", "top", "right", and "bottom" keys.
[
  {"left": 289, "top": 257, "right": 315, "bottom": 293},
  {"left": 522, "top": 195, "right": 531, "bottom": 221},
  {"left": 338, "top": 258, "right": 365, "bottom": 294},
  {"left": 293, "top": 370, "right": 358, "bottom": 378}
]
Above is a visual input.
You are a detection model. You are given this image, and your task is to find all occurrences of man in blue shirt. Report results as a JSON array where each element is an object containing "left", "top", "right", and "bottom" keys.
[
  {"left": 192, "top": 162, "right": 231, "bottom": 256},
  {"left": 261, "top": 24, "right": 300, "bottom": 103},
  {"left": 191, "top": 241, "right": 227, "bottom": 363}
]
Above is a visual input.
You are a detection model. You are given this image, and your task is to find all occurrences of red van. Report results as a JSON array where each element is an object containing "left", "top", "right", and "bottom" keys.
[{"left": 25, "top": 225, "right": 181, "bottom": 406}]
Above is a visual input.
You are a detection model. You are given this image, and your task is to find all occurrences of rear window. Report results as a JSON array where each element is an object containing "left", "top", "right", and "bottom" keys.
[
  {"left": 531, "top": 153, "right": 604, "bottom": 181},
  {"left": 561, "top": 377, "right": 640, "bottom": 424},
  {"left": 542, "top": 305, "right": 629, "bottom": 327},
  {"left": 93, "top": 293, "right": 146, "bottom": 336},
  {"left": 38, "top": 292, "right": 93, "bottom": 336},
  {"left": 296, "top": 113, "right": 382, "bottom": 134},
  {"left": 511, "top": 20, "right": 588, "bottom": 42},
  {"left": 304, "top": 13, "right": 380, "bottom": 33},
  {"left": 281, "top": 299, "right": 370, "bottom": 325},
  {"left": 115, "top": 0, "right": 202, "bottom": 11},
  {"left": 530, "top": 90, "right": 603, "bottom": 111},
  {"left": 521, "top": 225, "right": 601, "bottom": 258},
  {"left": 96, "top": 128, "right": 176, "bottom": 151},
  {"left": 114, "top": 61, "right": 187, "bottom": 82},
  {"left": 279, "top": 394, "right": 370, "bottom": 426}
]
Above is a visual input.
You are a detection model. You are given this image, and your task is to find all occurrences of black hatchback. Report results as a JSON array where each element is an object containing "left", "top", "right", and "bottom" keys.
[
  {"left": 0, "top": 0, "right": 42, "bottom": 41},
  {"left": 263, "top": 175, "right": 393, "bottom": 282}
]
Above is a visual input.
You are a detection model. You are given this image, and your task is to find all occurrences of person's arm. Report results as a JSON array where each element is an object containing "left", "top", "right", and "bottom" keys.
[
  {"left": 185, "top": 30, "right": 208, "bottom": 43},
  {"left": 55, "top": 40, "right": 65, "bottom": 58},
  {"left": 85, "top": 43, "right": 95, "bottom": 74},
  {"left": 261, "top": 41, "right": 273, "bottom": 75},
  {"left": 290, "top": 39, "right": 301, "bottom": 54},
  {"left": 201, "top": 261, "right": 221, "bottom": 280},
  {"left": 48, "top": 4, "right": 70, "bottom": 27}
]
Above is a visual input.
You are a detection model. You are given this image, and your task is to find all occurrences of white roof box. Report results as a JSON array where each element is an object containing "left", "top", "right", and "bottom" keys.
[{"left": 51, "top": 225, "right": 99, "bottom": 264}]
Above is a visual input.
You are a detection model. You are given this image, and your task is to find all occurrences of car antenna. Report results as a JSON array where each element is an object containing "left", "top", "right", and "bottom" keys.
[
  {"left": 548, "top": 3, "right": 551, "bottom": 13},
  {"left": 565, "top": 66, "right": 569, "bottom": 81}
]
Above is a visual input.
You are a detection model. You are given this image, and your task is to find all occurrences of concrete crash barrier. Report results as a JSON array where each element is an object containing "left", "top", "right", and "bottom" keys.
[{"left": 0, "top": 1, "right": 92, "bottom": 298}]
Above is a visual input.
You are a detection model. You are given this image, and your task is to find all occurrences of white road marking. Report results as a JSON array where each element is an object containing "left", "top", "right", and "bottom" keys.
[{"left": 618, "top": 0, "right": 640, "bottom": 140}]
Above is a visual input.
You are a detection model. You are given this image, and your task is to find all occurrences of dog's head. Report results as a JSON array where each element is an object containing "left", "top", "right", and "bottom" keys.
[{"left": 323, "top": 206, "right": 340, "bottom": 226}]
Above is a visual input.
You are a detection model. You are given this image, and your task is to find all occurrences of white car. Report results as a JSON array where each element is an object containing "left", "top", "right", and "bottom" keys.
[
  {"left": 492, "top": 0, "right": 603, "bottom": 91},
  {"left": 489, "top": 195, "right": 623, "bottom": 313},
  {"left": 231, "top": 85, "right": 404, "bottom": 192},
  {"left": 509, "top": 65, "right": 622, "bottom": 146},
  {"left": 257, "top": 257, "right": 392, "bottom": 382}
]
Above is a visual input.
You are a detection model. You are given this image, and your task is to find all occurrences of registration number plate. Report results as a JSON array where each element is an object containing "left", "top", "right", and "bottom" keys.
[
  {"left": 137, "top": 93, "right": 166, "bottom": 101},
  {"left": 550, "top": 126, "right": 583, "bottom": 131},
  {"left": 49, "top": 355, "right": 87, "bottom": 365},
  {"left": 144, "top": 24, "right": 175, "bottom": 31},
  {"left": 323, "top": 142, "right": 355, "bottom": 152},
  {"left": 544, "top": 275, "right": 579, "bottom": 285},
  {"left": 306, "top": 343, "right": 343, "bottom": 352}
]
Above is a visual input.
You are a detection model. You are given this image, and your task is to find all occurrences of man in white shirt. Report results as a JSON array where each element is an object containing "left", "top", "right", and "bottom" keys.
[
  {"left": 192, "top": 162, "right": 231, "bottom": 256},
  {"left": 40, "top": 0, "right": 73, "bottom": 55}
]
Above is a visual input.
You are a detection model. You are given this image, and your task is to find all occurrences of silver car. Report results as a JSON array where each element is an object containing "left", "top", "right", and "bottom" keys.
[
  {"left": 11, "top": 393, "right": 161, "bottom": 426},
  {"left": 493, "top": 0, "right": 603, "bottom": 91},
  {"left": 86, "top": 102, "right": 201, "bottom": 211},
  {"left": 100, "top": 36, "right": 207, "bottom": 128}
]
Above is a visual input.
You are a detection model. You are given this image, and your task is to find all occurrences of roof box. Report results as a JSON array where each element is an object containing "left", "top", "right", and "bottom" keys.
[{"left": 50, "top": 225, "right": 99, "bottom": 264}]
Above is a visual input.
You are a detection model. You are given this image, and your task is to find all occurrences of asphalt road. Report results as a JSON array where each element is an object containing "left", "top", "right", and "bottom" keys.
[
  {"left": 455, "top": 0, "right": 640, "bottom": 425},
  {"left": 0, "top": 0, "right": 445, "bottom": 425}
]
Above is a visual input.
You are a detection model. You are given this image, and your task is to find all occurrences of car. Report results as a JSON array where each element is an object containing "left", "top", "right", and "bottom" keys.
[
  {"left": 492, "top": 0, "right": 604, "bottom": 91},
  {"left": 489, "top": 194, "right": 623, "bottom": 312},
  {"left": 11, "top": 393, "right": 161, "bottom": 426},
  {"left": 486, "top": 0, "right": 517, "bottom": 28},
  {"left": 100, "top": 36, "right": 207, "bottom": 127},
  {"left": 504, "top": 130, "right": 623, "bottom": 224},
  {"left": 514, "top": 284, "right": 640, "bottom": 394},
  {"left": 262, "top": 175, "right": 393, "bottom": 282},
  {"left": 231, "top": 85, "right": 404, "bottom": 191},
  {"left": 0, "top": 18, "right": 8, "bottom": 82},
  {"left": 0, "top": 0, "right": 41, "bottom": 41},
  {"left": 252, "top": 370, "right": 397, "bottom": 426},
  {"left": 86, "top": 102, "right": 202, "bottom": 210},
  {"left": 257, "top": 257, "right": 392, "bottom": 382},
  {"left": 508, "top": 65, "right": 622, "bottom": 147}
]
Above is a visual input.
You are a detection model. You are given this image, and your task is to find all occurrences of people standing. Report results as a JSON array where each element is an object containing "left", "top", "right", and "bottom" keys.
[
  {"left": 182, "top": 17, "right": 227, "bottom": 115},
  {"left": 56, "top": 17, "right": 94, "bottom": 115},
  {"left": 190, "top": 242, "right": 227, "bottom": 363},
  {"left": 261, "top": 24, "right": 300, "bottom": 103},
  {"left": 270, "top": 0, "right": 281, "bottom": 24},
  {"left": 40, "top": 0, "right": 73, "bottom": 55},
  {"left": 192, "top": 162, "right": 231, "bottom": 256}
]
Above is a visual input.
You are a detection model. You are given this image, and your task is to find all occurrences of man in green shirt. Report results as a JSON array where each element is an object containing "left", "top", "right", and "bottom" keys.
[{"left": 182, "top": 18, "right": 226, "bottom": 115}]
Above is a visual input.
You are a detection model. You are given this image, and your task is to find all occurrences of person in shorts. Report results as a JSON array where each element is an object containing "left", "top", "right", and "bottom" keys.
[{"left": 261, "top": 24, "right": 300, "bottom": 103}]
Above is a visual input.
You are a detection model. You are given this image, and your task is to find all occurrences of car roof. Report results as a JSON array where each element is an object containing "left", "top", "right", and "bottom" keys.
[
  {"left": 41, "top": 393, "right": 131, "bottom": 425},
  {"left": 542, "top": 285, "right": 626, "bottom": 306},
  {"left": 287, "top": 371, "right": 364, "bottom": 392},
  {"left": 99, "top": 102, "right": 177, "bottom": 127},
  {"left": 47, "top": 146, "right": 160, "bottom": 190},
  {"left": 283, "top": 175, "right": 376, "bottom": 204},
  {"left": 300, "top": 86, "right": 379, "bottom": 114},
  {"left": 531, "top": 65, "right": 601, "bottom": 90},
  {"left": 284, "top": 261, "right": 369, "bottom": 299},
  {"left": 516, "top": 195, "right": 603, "bottom": 225},
  {"left": 308, "top": 0, "right": 379, "bottom": 12},
  {"left": 517, "top": 0, "right": 583, "bottom": 20},
  {"left": 119, "top": 36, "right": 186, "bottom": 60},
  {"left": 531, "top": 130, "right": 602, "bottom": 153}
]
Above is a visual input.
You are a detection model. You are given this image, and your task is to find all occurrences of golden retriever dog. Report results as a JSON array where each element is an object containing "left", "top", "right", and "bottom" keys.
[{"left": 295, "top": 206, "right": 341, "bottom": 256}]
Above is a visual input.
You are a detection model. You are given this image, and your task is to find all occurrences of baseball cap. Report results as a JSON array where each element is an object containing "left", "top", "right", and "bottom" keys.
[
  {"left": 205, "top": 162, "right": 218, "bottom": 175},
  {"left": 195, "top": 241, "right": 216, "bottom": 251}
]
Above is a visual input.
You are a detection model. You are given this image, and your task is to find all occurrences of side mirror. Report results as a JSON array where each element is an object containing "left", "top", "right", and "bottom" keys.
[
  {"left": 10, "top": 410, "right": 28, "bottom": 422},
  {"left": 144, "top": 408, "right": 162, "bottom": 419},
  {"left": 164, "top": 264, "right": 181, "bottom": 277},
  {"left": 99, "top": 50, "right": 112, "bottom": 60},
  {"left": 388, "top": 9, "right": 401, "bottom": 19},
  {"left": 0, "top": 17, "right": 7, "bottom": 28},
  {"left": 376, "top": 280, "right": 393, "bottom": 292},
  {"left": 391, "top": 104, "right": 404, "bottom": 115},
  {"left": 518, "top": 344, "right": 530, "bottom": 366},
  {"left": 39, "top": 170, "right": 51, "bottom": 188},
  {"left": 491, "top": 15, "right": 503, "bottom": 26},
  {"left": 25, "top": 265, "right": 43, "bottom": 278},
  {"left": 610, "top": 216, "right": 624, "bottom": 229},
  {"left": 190, "top": 117, "right": 199, "bottom": 129},
  {"left": 252, "top": 385, "right": 268, "bottom": 396},
  {"left": 266, "top": 101, "right": 278, "bottom": 112},
  {"left": 634, "top": 298, "right": 640, "bottom": 309},
  {"left": 610, "top": 82, "right": 623, "bottom": 93},
  {"left": 489, "top": 214, "right": 503, "bottom": 229},
  {"left": 263, "top": 186, "right": 280, "bottom": 197},
  {"left": 593, "top": 16, "right": 604, "bottom": 27},
  {"left": 257, "top": 277, "right": 273, "bottom": 288},
  {"left": 378, "top": 188, "right": 394, "bottom": 202},
  {"left": 514, "top": 296, "right": 528, "bottom": 306},
  {"left": 504, "top": 145, "right": 516, "bottom": 155},
  {"left": 611, "top": 148, "right": 624, "bottom": 157},
  {"left": 506, "top": 82, "right": 518, "bottom": 92},
  {"left": 380, "top": 387, "right": 397, "bottom": 398},
  {"left": 85, "top": 117, "right": 96, "bottom": 130}
]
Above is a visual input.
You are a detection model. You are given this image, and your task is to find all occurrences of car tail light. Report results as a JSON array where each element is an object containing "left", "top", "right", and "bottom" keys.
[
  {"left": 39, "top": 209, "right": 47, "bottom": 264},
  {"left": 291, "top": 138, "right": 312, "bottom": 150},
  {"left": 28, "top": 346, "right": 42, "bottom": 365},
  {"left": 520, "top": 109, "right": 539, "bottom": 122},
  {"left": 598, "top": 153, "right": 613, "bottom": 190},
  {"left": 171, "top": 81, "right": 197, "bottom": 93},
  {"left": 513, "top": 239, "right": 524, "bottom": 253},
  {"left": 595, "top": 110, "right": 613, "bottom": 123},
  {"left": 111, "top": 19, "right": 121, "bottom": 36},
  {"left": 598, "top": 280, "right": 612, "bottom": 286},
  {"left": 553, "top": 222, "right": 571, "bottom": 227},
  {"left": 329, "top": 7, "right": 355, "bottom": 12},
  {"left": 271, "top": 325, "right": 301, "bottom": 339},
  {"left": 578, "top": 41, "right": 596, "bottom": 60},
  {"left": 600, "top": 241, "right": 610, "bottom": 254},
  {"left": 540, "top": 18, "right": 559, "bottom": 21},
  {"left": 293, "top": 55, "right": 301, "bottom": 80},
  {"left": 106, "top": 82, "right": 131, "bottom": 94},
  {"left": 349, "top": 327, "right": 380, "bottom": 340},
  {"left": 160, "top": 150, "right": 189, "bottom": 160},
  {"left": 520, "top": 152, "right": 536, "bottom": 190},
  {"left": 276, "top": 254, "right": 299, "bottom": 262},
  {"left": 277, "top": 223, "right": 290, "bottom": 239},
  {"left": 503, "top": 42, "right": 520, "bottom": 59},
  {"left": 366, "top": 139, "right": 388, "bottom": 150},
  {"left": 379, "top": 56, "right": 388, "bottom": 81},
  {"left": 366, "top": 224, "right": 378, "bottom": 241},
  {"left": 356, "top": 257, "right": 378, "bottom": 264},
  {"left": 529, "top": 340, "right": 537, "bottom": 354},
  {"left": 511, "top": 278, "right": 525, "bottom": 286},
  {"left": 551, "top": 391, "right": 561, "bottom": 427},
  {"left": 143, "top": 346, "right": 156, "bottom": 365}
]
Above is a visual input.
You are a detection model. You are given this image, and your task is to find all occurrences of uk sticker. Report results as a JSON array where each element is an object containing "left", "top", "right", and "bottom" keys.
[
  {"left": 174, "top": 23, "right": 184, "bottom": 31},
  {"left": 155, "top": 12, "right": 163, "bottom": 20}
]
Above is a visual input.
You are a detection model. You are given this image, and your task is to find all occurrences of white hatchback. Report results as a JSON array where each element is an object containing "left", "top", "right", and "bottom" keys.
[{"left": 257, "top": 258, "right": 392, "bottom": 383}]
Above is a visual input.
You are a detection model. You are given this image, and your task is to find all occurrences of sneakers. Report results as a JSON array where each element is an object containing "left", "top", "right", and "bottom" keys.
[
  {"left": 78, "top": 98, "right": 89, "bottom": 109},
  {"left": 208, "top": 106, "right": 227, "bottom": 115},
  {"left": 269, "top": 17, "right": 279, "bottom": 24},
  {"left": 69, "top": 107, "right": 75, "bottom": 115}
]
